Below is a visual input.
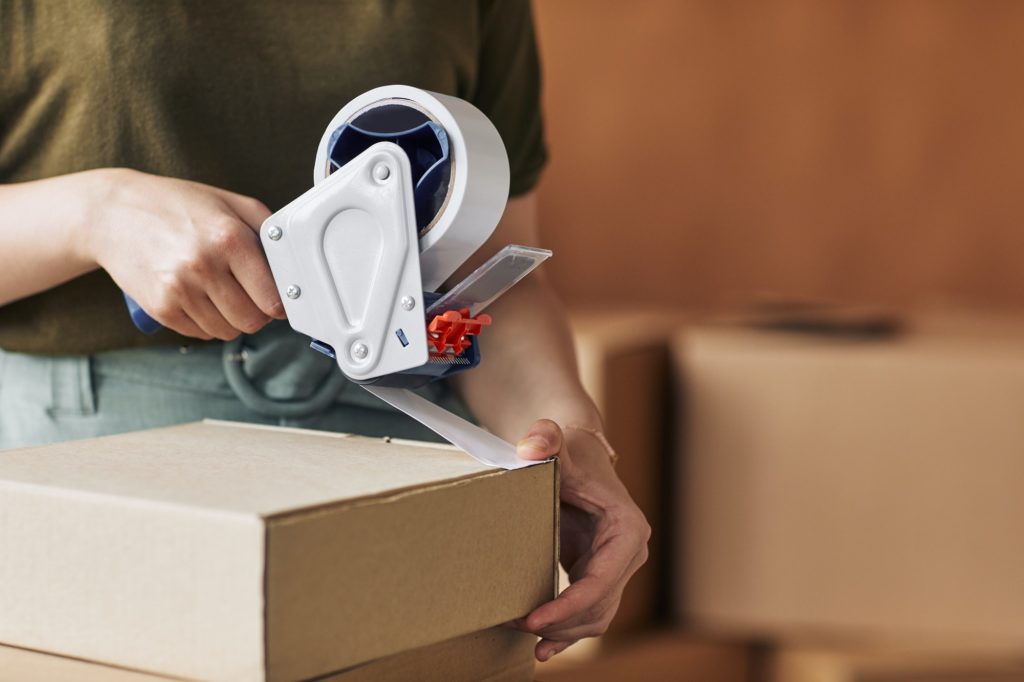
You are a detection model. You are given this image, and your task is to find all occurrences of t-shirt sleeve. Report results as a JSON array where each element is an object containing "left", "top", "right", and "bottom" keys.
[{"left": 472, "top": 0, "right": 548, "bottom": 197}]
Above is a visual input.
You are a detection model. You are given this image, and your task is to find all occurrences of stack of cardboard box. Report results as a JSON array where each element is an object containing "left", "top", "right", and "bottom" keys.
[
  {"left": 0, "top": 627, "right": 537, "bottom": 682},
  {"left": 671, "top": 313, "right": 1024, "bottom": 676},
  {"left": 0, "top": 421, "right": 558, "bottom": 681}
]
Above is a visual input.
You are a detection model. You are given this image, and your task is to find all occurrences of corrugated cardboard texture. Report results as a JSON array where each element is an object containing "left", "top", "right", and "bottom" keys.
[
  {"left": 0, "top": 421, "right": 492, "bottom": 514},
  {"left": 325, "top": 627, "right": 537, "bottom": 682},
  {"left": 0, "top": 626, "right": 537, "bottom": 682},
  {"left": 0, "top": 421, "right": 556, "bottom": 681},
  {"left": 673, "top": 315, "right": 1024, "bottom": 641},
  {"left": 265, "top": 463, "right": 556, "bottom": 681},
  {"left": 0, "top": 484, "right": 265, "bottom": 680}
]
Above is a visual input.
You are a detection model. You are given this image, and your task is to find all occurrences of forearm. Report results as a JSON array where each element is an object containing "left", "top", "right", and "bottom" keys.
[
  {"left": 454, "top": 277, "right": 602, "bottom": 442},
  {"left": 472, "top": 277, "right": 651, "bottom": 660},
  {"left": 0, "top": 170, "right": 108, "bottom": 305}
]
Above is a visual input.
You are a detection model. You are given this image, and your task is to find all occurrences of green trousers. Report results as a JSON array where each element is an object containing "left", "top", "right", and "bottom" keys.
[{"left": 0, "top": 322, "right": 469, "bottom": 450}]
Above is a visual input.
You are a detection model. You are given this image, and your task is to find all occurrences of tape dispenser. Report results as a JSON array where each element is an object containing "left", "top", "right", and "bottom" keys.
[{"left": 126, "top": 85, "right": 551, "bottom": 388}]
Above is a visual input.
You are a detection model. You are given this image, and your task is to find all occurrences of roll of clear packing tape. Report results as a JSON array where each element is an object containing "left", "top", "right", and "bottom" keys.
[{"left": 313, "top": 85, "right": 511, "bottom": 292}]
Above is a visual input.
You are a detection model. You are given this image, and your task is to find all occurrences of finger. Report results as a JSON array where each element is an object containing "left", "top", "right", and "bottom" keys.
[
  {"left": 535, "top": 638, "right": 576, "bottom": 662},
  {"left": 530, "top": 581, "right": 625, "bottom": 642},
  {"left": 184, "top": 294, "right": 243, "bottom": 341},
  {"left": 516, "top": 419, "right": 564, "bottom": 461},
  {"left": 527, "top": 511, "right": 650, "bottom": 641},
  {"left": 229, "top": 243, "right": 286, "bottom": 320},
  {"left": 502, "top": 617, "right": 528, "bottom": 631},
  {"left": 532, "top": 569, "right": 618, "bottom": 630},
  {"left": 526, "top": 530, "right": 644, "bottom": 634},
  {"left": 208, "top": 275, "right": 272, "bottom": 334},
  {"left": 217, "top": 191, "right": 272, "bottom": 232},
  {"left": 153, "top": 305, "right": 214, "bottom": 341},
  {"left": 214, "top": 196, "right": 284, "bottom": 320},
  {"left": 171, "top": 317, "right": 214, "bottom": 341},
  {"left": 532, "top": 607, "right": 618, "bottom": 643},
  {"left": 526, "top": 574, "right": 609, "bottom": 632}
]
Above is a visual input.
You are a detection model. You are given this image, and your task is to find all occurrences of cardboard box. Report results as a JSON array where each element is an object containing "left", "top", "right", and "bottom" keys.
[
  {"left": 570, "top": 309, "right": 685, "bottom": 635},
  {"left": 672, "top": 315, "right": 1024, "bottom": 641},
  {"left": 0, "top": 421, "right": 557, "bottom": 681},
  {"left": 0, "top": 626, "right": 538, "bottom": 682},
  {"left": 767, "top": 640, "right": 1024, "bottom": 682}
]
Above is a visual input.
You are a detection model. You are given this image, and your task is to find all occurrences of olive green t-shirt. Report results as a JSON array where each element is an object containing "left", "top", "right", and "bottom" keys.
[{"left": 0, "top": 0, "right": 547, "bottom": 354}]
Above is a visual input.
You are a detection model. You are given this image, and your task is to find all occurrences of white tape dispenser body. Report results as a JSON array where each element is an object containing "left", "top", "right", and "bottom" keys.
[{"left": 260, "top": 86, "right": 540, "bottom": 386}]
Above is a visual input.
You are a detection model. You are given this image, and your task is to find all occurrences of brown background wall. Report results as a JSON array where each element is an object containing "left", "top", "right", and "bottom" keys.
[{"left": 532, "top": 0, "right": 1024, "bottom": 311}]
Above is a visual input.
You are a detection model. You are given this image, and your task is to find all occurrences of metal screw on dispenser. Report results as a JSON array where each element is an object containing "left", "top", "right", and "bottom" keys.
[
  {"left": 286, "top": 285, "right": 301, "bottom": 299},
  {"left": 351, "top": 342, "right": 369, "bottom": 360},
  {"left": 400, "top": 296, "right": 416, "bottom": 311},
  {"left": 372, "top": 163, "right": 391, "bottom": 182},
  {"left": 267, "top": 226, "right": 283, "bottom": 241}
]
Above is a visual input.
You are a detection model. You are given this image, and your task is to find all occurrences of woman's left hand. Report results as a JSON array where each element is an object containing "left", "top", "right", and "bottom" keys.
[{"left": 510, "top": 419, "right": 651, "bottom": 661}]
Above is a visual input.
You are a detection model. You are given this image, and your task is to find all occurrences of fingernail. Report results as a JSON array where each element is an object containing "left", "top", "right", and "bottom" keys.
[
  {"left": 269, "top": 301, "right": 287, "bottom": 319},
  {"left": 517, "top": 436, "right": 549, "bottom": 454}
]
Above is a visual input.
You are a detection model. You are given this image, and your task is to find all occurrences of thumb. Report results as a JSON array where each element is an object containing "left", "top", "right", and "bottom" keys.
[{"left": 516, "top": 419, "right": 564, "bottom": 462}]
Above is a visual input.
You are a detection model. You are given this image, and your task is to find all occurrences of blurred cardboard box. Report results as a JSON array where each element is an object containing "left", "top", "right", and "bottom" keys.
[
  {"left": 0, "top": 421, "right": 557, "bottom": 681},
  {"left": 672, "top": 314, "right": 1024, "bottom": 641},
  {"left": 535, "top": 632, "right": 752, "bottom": 682},
  {"left": 0, "top": 626, "right": 537, "bottom": 682},
  {"left": 767, "top": 640, "right": 1024, "bottom": 682},
  {"left": 571, "top": 309, "right": 686, "bottom": 634}
]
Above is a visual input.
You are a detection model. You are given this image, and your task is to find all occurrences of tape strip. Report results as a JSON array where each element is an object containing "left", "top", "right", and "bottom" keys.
[{"left": 363, "top": 386, "right": 538, "bottom": 470}]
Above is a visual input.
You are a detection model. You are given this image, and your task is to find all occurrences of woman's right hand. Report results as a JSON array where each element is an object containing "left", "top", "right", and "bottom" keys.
[{"left": 84, "top": 169, "right": 285, "bottom": 341}]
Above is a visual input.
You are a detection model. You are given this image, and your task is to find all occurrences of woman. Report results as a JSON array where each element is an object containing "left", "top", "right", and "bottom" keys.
[{"left": 0, "top": 0, "right": 649, "bottom": 661}]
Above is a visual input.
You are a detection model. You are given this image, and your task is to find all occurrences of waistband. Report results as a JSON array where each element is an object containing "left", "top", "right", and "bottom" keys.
[{"left": 0, "top": 322, "right": 467, "bottom": 422}]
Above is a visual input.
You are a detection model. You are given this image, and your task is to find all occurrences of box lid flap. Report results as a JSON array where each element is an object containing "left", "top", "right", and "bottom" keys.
[{"left": 0, "top": 421, "right": 494, "bottom": 516}]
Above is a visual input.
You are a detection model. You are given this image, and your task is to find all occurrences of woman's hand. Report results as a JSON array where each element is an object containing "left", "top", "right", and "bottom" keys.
[
  {"left": 511, "top": 419, "right": 651, "bottom": 662},
  {"left": 83, "top": 168, "right": 284, "bottom": 340}
]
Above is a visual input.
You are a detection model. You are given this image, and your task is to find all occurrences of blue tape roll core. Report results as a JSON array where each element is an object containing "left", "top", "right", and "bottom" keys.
[{"left": 326, "top": 104, "right": 451, "bottom": 232}]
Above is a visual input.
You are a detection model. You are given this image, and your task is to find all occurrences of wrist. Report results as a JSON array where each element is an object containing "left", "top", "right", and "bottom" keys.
[
  {"left": 540, "top": 387, "right": 605, "bottom": 434},
  {"left": 564, "top": 424, "right": 619, "bottom": 467},
  {"left": 70, "top": 167, "right": 136, "bottom": 267}
]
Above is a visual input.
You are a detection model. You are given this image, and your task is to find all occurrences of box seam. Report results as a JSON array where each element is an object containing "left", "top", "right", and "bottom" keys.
[
  {"left": 201, "top": 419, "right": 460, "bottom": 453},
  {"left": 552, "top": 459, "right": 561, "bottom": 600},
  {"left": 0, "top": 643, "right": 197, "bottom": 681},
  {"left": 262, "top": 467, "right": 515, "bottom": 524},
  {"left": 262, "top": 522, "right": 270, "bottom": 682}
]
